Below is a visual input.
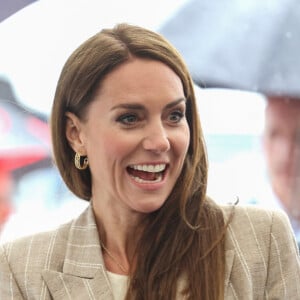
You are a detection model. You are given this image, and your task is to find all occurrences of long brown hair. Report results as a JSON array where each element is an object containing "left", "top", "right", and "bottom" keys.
[{"left": 51, "top": 23, "right": 226, "bottom": 299}]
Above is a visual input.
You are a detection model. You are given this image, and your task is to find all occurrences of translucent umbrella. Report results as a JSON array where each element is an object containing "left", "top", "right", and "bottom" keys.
[
  {"left": 159, "top": 0, "right": 300, "bottom": 97},
  {"left": 0, "top": 0, "right": 37, "bottom": 22}
]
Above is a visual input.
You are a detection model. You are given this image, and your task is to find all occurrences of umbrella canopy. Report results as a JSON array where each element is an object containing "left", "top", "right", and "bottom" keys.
[
  {"left": 159, "top": 0, "right": 300, "bottom": 97},
  {"left": 0, "top": 0, "right": 37, "bottom": 22},
  {"left": 0, "top": 79, "right": 50, "bottom": 171}
]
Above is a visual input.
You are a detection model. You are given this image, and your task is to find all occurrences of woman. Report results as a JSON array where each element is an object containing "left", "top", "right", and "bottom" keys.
[{"left": 0, "top": 23, "right": 299, "bottom": 300}]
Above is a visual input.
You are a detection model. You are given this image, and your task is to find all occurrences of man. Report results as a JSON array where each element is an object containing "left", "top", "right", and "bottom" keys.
[{"left": 262, "top": 96, "right": 300, "bottom": 242}]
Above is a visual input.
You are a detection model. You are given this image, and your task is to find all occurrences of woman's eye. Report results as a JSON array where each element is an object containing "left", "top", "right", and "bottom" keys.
[
  {"left": 117, "top": 113, "right": 138, "bottom": 125},
  {"left": 168, "top": 110, "right": 184, "bottom": 123}
]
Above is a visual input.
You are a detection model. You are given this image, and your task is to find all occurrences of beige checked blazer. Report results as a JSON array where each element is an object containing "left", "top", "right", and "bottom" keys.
[{"left": 1, "top": 204, "right": 300, "bottom": 299}]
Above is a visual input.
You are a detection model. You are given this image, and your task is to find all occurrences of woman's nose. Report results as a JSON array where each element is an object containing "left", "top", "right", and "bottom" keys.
[{"left": 142, "top": 123, "right": 170, "bottom": 153}]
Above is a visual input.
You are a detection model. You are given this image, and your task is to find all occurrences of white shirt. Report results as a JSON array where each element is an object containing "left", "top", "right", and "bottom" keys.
[{"left": 107, "top": 271, "right": 128, "bottom": 300}]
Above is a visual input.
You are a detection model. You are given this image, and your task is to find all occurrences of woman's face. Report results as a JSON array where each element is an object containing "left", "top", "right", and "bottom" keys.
[{"left": 67, "top": 58, "right": 190, "bottom": 215}]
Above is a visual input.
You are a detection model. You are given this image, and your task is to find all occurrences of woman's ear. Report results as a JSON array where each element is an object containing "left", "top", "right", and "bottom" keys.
[{"left": 65, "top": 112, "right": 87, "bottom": 155}]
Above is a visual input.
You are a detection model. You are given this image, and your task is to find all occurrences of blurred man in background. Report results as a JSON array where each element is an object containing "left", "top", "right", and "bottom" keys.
[{"left": 262, "top": 96, "right": 300, "bottom": 243}]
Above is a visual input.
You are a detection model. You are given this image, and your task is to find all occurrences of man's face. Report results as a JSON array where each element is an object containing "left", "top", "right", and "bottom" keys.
[{"left": 263, "top": 97, "right": 300, "bottom": 215}]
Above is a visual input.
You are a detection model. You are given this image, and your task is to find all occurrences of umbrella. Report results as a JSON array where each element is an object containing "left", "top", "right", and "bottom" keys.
[
  {"left": 159, "top": 0, "right": 300, "bottom": 97},
  {"left": 0, "top": 0, "right": 37, "bottom": 22},
  {"left": 0, "top": 78, "right": 50, "bottom": 172}
]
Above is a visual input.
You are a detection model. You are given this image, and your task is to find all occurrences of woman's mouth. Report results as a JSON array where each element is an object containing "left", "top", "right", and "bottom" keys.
[{"left": 127, "top": 164, "right": 167, "bottom": 184}]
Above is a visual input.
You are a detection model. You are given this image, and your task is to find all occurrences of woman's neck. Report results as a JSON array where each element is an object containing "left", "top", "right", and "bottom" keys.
[{"left": 92, "top": 200, "right": 145, "bottom": 274}]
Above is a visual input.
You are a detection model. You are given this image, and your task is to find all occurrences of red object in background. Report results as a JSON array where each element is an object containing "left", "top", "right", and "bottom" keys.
[
  {"left": 0, "top": 148, "right": 48, "bottom": 171},
  {"left": 0, "top": 78, "right": 50, "bottom": 230},
  {"left": 0, "top": 170, "right": 14, "bottom": 230},
  {"left": 0, "top": 201, "right": 12, "bottom": 229}
]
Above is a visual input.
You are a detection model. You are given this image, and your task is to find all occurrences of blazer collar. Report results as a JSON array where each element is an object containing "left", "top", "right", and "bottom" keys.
[
  {"left": 61, "top": 205, "right": 104, "bottom": 278},
  {"left": 42, "top": 205, "right": 114, "bottom": 300}
]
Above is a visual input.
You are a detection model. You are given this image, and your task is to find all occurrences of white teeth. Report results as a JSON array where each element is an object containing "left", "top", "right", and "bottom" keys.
[
  {"left": 131, "top": 173, "right": 163, "bottom": 183},
  {"left": 130, "top": 164, "right": 166, "bottom": 173}
]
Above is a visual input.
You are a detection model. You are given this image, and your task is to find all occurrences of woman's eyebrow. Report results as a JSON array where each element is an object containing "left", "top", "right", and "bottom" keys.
[
  {"left": 110, "top": 97, "right": 186, "bottom": 111},
  {"left": 165, "top": 97, "right": 187, "bottom": 109},
  {"left": 110, "top": 103, "right": 145, "bottom": 111}
]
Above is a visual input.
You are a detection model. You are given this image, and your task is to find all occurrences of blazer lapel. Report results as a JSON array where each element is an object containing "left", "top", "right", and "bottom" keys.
[
  {"left": 42, "top": 205, "right": 114, "bottom": 300},
  {"left": 42, "top": 268, "right": 113, "bottom": 300},
  {"left": 224, "top": 249, "right": 234, "bottom": 290}
]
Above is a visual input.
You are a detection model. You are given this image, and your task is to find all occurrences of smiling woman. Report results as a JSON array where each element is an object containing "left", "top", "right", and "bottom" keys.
[
  {"left": 0, "top": 23, "right": 299, "bottom": 300},
  {"left": 64, "top": 58, "right": 190, "bottom": 213}
]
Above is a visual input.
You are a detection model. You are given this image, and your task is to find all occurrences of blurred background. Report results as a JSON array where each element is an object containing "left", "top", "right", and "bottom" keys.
[{"left": 1, "top": 0, "right": 299, "bottom": 245}]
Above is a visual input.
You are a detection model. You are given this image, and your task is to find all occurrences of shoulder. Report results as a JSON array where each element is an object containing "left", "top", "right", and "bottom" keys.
[
  {"left": 0, "top": 220, "right": 74, "bottom": 299},
  {"left": 219, "top": 205, "right": 300, "bottom": 298},
  {"left": 221, "top": 203, "right": 298, "bottom": 255},
  {"left": 221, "top": 203, "right": 291, "bottom": 230},
  {"left": 0, "top": 204, "right": 94, "bottom": 273},
  {"left": 0, "top": 219, "right": 72, "bottom": 273}
]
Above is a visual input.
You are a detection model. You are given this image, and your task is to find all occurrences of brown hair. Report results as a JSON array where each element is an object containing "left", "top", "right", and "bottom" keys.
[{"left": 51, "top": 23, "right": 226, "bottom": 299}]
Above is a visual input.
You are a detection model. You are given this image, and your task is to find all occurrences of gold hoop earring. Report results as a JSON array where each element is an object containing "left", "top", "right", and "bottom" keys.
[{"left": 74, "top": 152, "right": 88, "bottom": 170}]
